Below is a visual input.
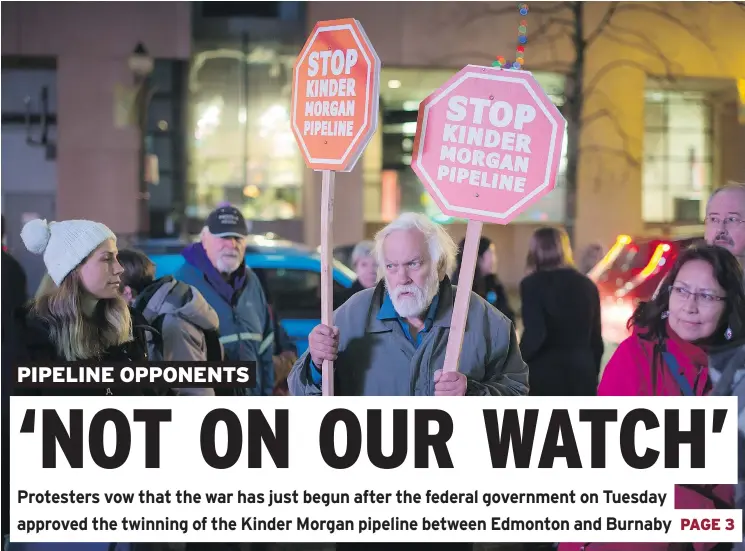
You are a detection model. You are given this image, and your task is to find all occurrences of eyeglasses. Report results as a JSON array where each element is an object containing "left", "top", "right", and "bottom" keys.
[
  {"left": 705, "top": 215, "right": 745, "bottom": 227},
  {"left": 669, "top": 285, "right": 726, "bottom": 304}
]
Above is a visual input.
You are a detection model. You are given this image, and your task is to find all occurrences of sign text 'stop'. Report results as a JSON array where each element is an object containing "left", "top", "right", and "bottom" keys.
[
  {"left": 412, "top": 66, "right": 566, "bottom": 224},
  {"left": 291, "top": 19, "right": 381, "bottom": 172}
]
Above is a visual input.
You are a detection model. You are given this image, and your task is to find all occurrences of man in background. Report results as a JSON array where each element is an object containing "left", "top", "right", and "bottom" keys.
[
  {"left": 705, "top": 182, "right": 745, "bottom": 549},
  {"left": 704, "top": 181, "right": 745, "bottom": 275},
  {"left": 174, "top": 205, "right": 275, "bottom": 396}
]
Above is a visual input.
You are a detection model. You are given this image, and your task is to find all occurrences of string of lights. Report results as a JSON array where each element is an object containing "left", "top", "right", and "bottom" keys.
[{"left": 492, "top": 3, "right": 529, "bottom": 70}]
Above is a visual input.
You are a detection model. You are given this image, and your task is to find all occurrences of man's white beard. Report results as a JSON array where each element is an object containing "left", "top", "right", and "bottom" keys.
[
  {"left": 216, "top": 254, "right": 241, "bottom": 275},
  {"left": 386, "top": 269, "right": 440, "bottom": 318}
]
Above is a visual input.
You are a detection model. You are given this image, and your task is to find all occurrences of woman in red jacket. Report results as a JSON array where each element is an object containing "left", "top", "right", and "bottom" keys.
[{"left": 560, "top": 244, "right": 745, "bottom": 551}]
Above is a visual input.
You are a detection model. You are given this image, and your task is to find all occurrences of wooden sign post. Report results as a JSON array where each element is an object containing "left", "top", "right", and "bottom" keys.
[
  {"left": 291, "top": 19, "right": 381, "bottom": 395},
  {"left": 411, "top": 65, "right": 566, "bottom": 372}
]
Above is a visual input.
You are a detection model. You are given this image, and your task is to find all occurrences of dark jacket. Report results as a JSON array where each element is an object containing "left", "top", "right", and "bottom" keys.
[
  {"left": 709, "top": 338, "right": 745, "bottom": 542},
  {"left": 519, "top": 267, "right": 604, "bottom": 396},
  {"left": 12, "top": 306, "right": 157, "bottom": 397},
  {"left": 481, "top": 274, "right": 516, "bottom": 326},
  {"left": 2, "top": 250, "right": 27, "bottom": 537},
  {"left": 2, "top": 250, "right": 27, "bottom": 344},
  {"left": 452, "top": 269, "right": 515, "bottom": 326}
]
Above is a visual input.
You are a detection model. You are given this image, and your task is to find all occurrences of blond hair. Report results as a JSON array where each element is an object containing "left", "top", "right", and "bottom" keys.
[
  {"left": 35, "top": 273, "right": 57, "bottom": 299},
  {"left": 32, "top": 267, "right": 133, "bottom": 361}
]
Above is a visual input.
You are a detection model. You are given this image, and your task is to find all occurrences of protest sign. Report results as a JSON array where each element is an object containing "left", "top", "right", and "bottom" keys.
[
  {"left": 291, "top": 18, "right": 381, "bottom": 395},
  {"left": 411, "top": 65, "right": 565, "bottom": 373},
  {"left": 9, "top": 395, "right": 741, "bottom": 544}
]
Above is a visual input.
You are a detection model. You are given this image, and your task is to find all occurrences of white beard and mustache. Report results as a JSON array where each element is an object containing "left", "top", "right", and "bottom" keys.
[
  {"left": 216, "top": 252, "right": 242, "bottom": 274},
  {"left": 385, "top": 267, "right": 441, "bottom": 318}
]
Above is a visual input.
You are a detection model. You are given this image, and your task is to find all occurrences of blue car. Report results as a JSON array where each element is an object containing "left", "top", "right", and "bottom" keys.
[{"left": 141, "top": 235, "right": 357, "bottom": 355}]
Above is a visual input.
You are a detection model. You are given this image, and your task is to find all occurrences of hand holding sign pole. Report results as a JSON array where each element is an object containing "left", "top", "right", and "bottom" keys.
[
  {"left": 412, "top": 66, "right": 566, "bottom": 373},
  {"left": 291, "top": 19, "right": 381, "bottom": 395}
]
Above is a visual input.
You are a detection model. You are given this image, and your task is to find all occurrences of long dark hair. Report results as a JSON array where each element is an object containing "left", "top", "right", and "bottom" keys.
[
  {"left": 629, "top": 244, "right": 745, "bottom": 388},
  {"left": 452, "top": 237, "right": 493, "bottom": 296}
]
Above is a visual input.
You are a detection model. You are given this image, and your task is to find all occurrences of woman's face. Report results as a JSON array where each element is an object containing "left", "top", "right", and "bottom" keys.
[
  {"left": 668, "top": 259, "right": 727, "bottom": 342},
  {"left": 355, "top": 255, "right": 378, "bottom": 289},
  {"left": 479, "top": 245, "right": 497, "bottom": 275},
  {"left": 79, "top": 239, "right": 124, "bottom": 300}
]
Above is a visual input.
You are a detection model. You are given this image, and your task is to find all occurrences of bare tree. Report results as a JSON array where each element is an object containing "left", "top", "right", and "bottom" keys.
[{"left": 439, "top": 1, "right": 742, "bottom": 243}]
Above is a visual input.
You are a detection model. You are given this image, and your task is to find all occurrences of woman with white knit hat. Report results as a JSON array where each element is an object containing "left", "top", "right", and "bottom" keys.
[{"left": 14, "top": 218, "right": 153, "bottom": 397}]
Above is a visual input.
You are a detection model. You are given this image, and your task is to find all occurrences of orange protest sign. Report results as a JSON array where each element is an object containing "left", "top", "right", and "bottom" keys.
[{"left": 291, "top": 18, "right": 381, "bottom": 172}]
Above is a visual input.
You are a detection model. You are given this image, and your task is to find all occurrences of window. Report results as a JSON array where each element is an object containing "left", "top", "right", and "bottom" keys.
[
  {"left": 642, "top": 90, "right": 713, "bottom": 223},
  {"left": 362, "top": 67, "right": 568, "bottom": 224},
  {"left": 255, "top": 268, "right": 349, "bottom": 319},
  {"left": 146, "top": 59, "right": 188, "bottom": 238},
  {"left": 187, "top": 45, "right": 303, "bottom": 223}
]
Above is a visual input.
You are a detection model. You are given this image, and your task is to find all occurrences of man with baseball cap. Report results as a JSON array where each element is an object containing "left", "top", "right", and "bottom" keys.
[{"left": 174, "top": 205, "right": 274, "bottom": 396}]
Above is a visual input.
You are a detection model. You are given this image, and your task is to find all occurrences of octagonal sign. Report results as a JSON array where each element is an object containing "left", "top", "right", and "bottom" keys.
[
  {"left": 411, "top": 65, "right": 566, "bottom": 224},
  {"left": 291, "top": 19, "right": 381, "bottom": 172}
]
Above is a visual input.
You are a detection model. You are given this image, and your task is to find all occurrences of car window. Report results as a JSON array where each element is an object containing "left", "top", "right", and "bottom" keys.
[{"left": 257, "top": 268, "right": 349, "bottom": 319}]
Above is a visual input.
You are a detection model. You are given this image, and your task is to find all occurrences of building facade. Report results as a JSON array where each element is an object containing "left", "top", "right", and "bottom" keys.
[{"left": 2, "top": 2, "right": 744, "bottom": 290}]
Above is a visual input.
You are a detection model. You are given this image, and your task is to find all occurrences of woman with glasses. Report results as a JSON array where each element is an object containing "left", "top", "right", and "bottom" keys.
[
  {"left": 600, "top": 243, "right": 744, "bottom": 398},
  {"left": 560, "top": 244, "right": 745, "bottom": 551}
]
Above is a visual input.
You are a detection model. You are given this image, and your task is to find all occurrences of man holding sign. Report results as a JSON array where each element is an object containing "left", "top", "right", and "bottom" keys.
[{"left": 288, "top": 212, "right": 529, "bottom": 397}]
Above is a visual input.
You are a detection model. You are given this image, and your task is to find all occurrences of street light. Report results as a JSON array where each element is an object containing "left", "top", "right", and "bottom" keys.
[{"left": 129, "top": 42, "right": 154, "bottom": 242}]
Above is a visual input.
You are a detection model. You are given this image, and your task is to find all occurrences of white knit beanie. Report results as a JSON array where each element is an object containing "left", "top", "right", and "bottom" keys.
[{"left": 20, "top": 218, "right": 117, "bottom": 285}]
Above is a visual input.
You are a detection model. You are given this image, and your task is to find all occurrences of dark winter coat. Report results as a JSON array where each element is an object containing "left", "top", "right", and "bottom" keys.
[
  {"left": 12, "top": 305, "right": 161, "bottom": 397},
  {"left": 519, "top": 267, "right": 604, "bottom": 396}
]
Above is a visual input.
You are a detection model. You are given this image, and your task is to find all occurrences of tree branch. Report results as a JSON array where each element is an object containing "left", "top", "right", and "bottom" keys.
[
  {"left": 524, "top": 29, "right": 572, "bottom": 49},
  {"left": 580, "top": 145, "right": 641, "bottom": 168},
  {"left": 585, "top": 2, "right": 620, "bottom": 47},
  {"left": 529, "top": 17, "right": 574, "bottom": 38},
  {"left": 601, "top": 25, "right": 681, "bottom": 80},
  {"left": 460, "top": 1, "right": 570, "bottom": 27},
  {"left": 426, "top": 49, "right": 573, "bottom": 72},
  {"left": 614, "top": 3, "right": 711, "bottom": 48},
  {"left": 580, "top": 108, "right": 640, "bottom": 160},
  {"left": 584, "top": 59, "right": 673, "bottom": 101}
]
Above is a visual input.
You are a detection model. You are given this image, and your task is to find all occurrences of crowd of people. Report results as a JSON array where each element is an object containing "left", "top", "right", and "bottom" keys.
[{"left": 1, "top": 183, "right": 745, "bottom": 551}]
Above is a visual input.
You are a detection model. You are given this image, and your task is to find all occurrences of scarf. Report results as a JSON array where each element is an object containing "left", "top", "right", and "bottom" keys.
[
  {"left": 665, "top": 320, "right": 709, "bottom": 368},
  {"left": 181, "top": 243, "right": 247, "bottom": 306}
]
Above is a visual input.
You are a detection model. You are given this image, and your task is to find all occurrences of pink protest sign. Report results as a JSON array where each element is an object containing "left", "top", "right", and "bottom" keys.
[{"left": 412, "top": 65, "right": 566, "bottom": 224}]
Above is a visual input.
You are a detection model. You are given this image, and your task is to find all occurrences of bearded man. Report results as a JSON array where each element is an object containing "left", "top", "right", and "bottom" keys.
[
  {"left": 174, "top": 205, "right": 274, "bottom": 396},
  {"left": 288, "top": 212, "right": 529, "bottom": 397}
]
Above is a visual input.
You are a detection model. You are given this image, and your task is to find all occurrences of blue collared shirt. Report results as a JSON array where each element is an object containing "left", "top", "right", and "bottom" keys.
[
  {"left": 309, "top": 292, "right": 441, "bottom": 384},
  {"left": 377, "top": 291, "right": 440, "bottom": 348}
]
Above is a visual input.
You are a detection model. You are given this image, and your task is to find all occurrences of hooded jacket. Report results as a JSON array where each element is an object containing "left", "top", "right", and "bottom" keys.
[{"left": 133, "top": 276, "right": 221, "bottom": 396}]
